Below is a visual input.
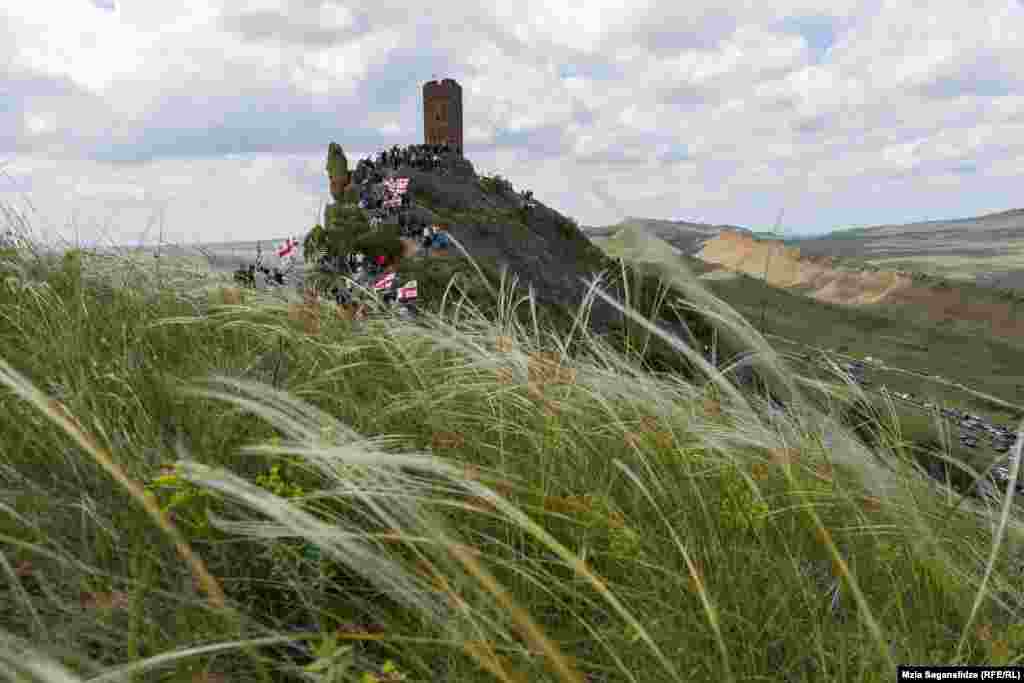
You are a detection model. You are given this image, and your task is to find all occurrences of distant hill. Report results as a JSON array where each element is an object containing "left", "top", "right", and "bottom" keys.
[
  {"left": 784, "top": 208, "right": 1024, "bottom": 290},
  {"left": 694, "top": 228, "right": 1024, "bottom": 342},
  {"left": 587, "top": 208, "right": 1024, "bottom": 291},
  {"left": 584, "top": 211, "right": 1024, "bottom": 347},
  {"left": 585, "top": 215, "right": 1024, "bottom": 428},
  {"left": 582, "top": 217, "right": 750, "bottom": 256}
]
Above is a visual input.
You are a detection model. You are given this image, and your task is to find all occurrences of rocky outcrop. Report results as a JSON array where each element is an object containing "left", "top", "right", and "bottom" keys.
[
  {"left": 305, "top": 143, "right": 719, "bottom": 364},
  {"left": 326, "top": 142, "right": 350, "bottom": 202},
  {"left": 393, "top": 165, "right": 626, "bottom": 335},
  {"left": 312, "top": 143, "right": 405, "bottom": 268}
]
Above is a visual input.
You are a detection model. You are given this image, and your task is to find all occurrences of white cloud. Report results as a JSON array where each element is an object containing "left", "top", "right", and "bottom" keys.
[
  {"left": 23, "top": 112, "right": 56, "bottom": 136},
  {"left": 1, "top": 0, "right": 1022, "bottom": 245},
  {"left": 7, "top": 0, "right": 152, "bottom": 94}
]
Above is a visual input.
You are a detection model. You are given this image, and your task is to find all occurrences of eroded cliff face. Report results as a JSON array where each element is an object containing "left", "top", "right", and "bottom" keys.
[{"left": 697, "top": 230, "right": 1023, "bottom": 339}]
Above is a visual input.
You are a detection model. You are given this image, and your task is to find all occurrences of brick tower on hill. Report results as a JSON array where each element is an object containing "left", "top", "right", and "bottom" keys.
[{"left": 423, "top": 78, "right": 463, "bottom": 155}]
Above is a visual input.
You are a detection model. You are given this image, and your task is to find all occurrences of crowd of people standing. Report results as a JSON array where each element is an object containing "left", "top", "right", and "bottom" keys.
[
  {"left": 348, "top": 142, "right": 461, "bottom": 241},
  {"left": 352, "top": 143, "right": 458, "bottom": 185},
  {"left": 340, "top": 141, "right": 459, "bottom": 269}
]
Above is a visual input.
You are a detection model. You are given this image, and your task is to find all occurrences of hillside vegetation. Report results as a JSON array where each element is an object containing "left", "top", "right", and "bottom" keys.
[
  {"left": 594, "top": 225, "right": 1024, "bottom": 483},
  {"left": 695, "top": 229, "right": 1024, "bottom": 342},
  {"left": 1, "top": 217, "right": 1024, "bottom": 682},
  {"left": 588, "top": 207, "right": 1024, "bottom": 293}
]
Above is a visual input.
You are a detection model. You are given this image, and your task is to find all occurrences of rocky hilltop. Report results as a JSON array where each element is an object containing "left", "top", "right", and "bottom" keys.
[
  {"left": 309, "top": 144, "right": 721, "bottom": 360},
  {"left": 387, "top": 159, "right": 611, "bottom": 324}
]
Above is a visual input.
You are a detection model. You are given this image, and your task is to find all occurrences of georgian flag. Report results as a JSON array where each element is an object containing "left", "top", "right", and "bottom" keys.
[
  {"left": 384, "top": 177, "right": 409, "bottom": 195},
  {"left": 372, "top": 271, "right": 396, "bottom": 290},
  {"left": 277, "top": 237, "right": 298, "bottom": 260},
  {"left": 397, "top": 280, "right": 418, "bottom": 301}
]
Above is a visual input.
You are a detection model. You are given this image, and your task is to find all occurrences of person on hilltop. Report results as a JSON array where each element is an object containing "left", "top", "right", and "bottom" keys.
[
  {"left": 432, "top": 226, "right": 451, "bottom": 250},
  {"left": 421, "top": 226, "right": 434, "bottom": 257}
]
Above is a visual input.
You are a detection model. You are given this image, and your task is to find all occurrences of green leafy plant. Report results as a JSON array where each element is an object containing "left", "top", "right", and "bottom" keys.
[
  {"left": 251, "top": 452, "right": 346, "bottom": 585},
  {"left": 144, "top": 464, "right": 217, "bottom": 540},
  {"left": 255, "top": 462, "right": 306, "bottom": 500},
  {"left": 717, "top": 464, "right": 770, "bottom": 536},
  {"left": 305, "top": 223, "right": 327, "bottom": 263},
  {"left": 302, "top": 631, "right": 409, "bottom": 683},
  {"left": 477, "top": 176, "right": 497, "bottom": 194},
  {"left": 304, "top": 631, "right": 357, "bottom": 682}
]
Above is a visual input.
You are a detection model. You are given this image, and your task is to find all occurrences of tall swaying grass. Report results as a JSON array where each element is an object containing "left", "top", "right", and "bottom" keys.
[{"left": 1, "top": 212, "right": 1024, "bottom": 682}]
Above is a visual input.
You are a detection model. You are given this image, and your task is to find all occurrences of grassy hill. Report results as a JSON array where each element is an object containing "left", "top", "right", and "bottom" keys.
[
  {"left": 590, "top": 223, "right": 1024, "bottom": 487},
  {"left": 784, "top": 208, "right": 1024, "bottom": 290},
  {"left": 583, "top": 217, "right": 743, "bottom": 256},
  {"left": 587, "top": 207, "right": 1024, "bottom": 291},
  {"left": 2, "top": 192, "right": 1024, "bottom": 682}
]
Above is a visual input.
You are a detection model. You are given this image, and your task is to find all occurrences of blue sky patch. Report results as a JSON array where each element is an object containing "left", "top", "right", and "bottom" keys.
[
  {"left": 658, "top": 145, "right": 690, "bottom": 164},
  {"left": 558, "top": 59, "right": 621, "bottom": 81},
  {"left": 778, "top": 15, "right": 838, "bottom": 63}
]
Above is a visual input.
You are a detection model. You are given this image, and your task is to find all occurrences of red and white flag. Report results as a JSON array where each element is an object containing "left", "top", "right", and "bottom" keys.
[
  {"left": 373, "top": 272, "right": 396, "bottom": 290},
  {"left": 384, "top": 177, "right": 409, "bottom": 194},
  {"left": 277, "top": 237, "right": 298, "bottom": 260},
  {"left": 397, "top": 280, "right": 418, "bottom": 301}
]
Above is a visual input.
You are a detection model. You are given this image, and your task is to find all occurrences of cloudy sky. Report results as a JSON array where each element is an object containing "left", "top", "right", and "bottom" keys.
[{"left": 2, "top": 0, "right": 1023, "bottom": 247}]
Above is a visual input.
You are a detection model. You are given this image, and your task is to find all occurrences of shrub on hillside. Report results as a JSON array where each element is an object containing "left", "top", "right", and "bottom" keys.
[{"left": 478, "top": 174, "right": 514, "bottom": 196}]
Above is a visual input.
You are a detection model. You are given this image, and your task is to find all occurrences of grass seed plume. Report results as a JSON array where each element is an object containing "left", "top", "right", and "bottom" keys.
[{"left": 2, "top": 193, "right": 1024, "bottom": 682}]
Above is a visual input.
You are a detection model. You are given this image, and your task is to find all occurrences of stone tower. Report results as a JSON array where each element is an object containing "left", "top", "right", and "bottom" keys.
[{"left": 423, "top": 78, "right": 463, "bottom": 154}]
